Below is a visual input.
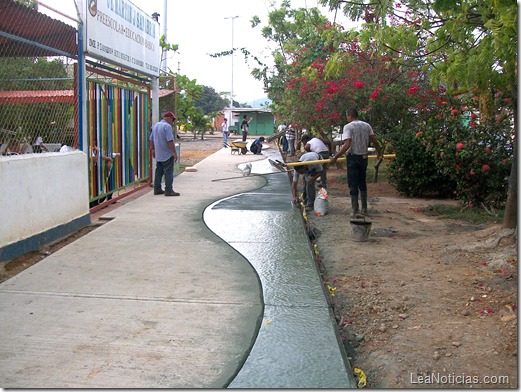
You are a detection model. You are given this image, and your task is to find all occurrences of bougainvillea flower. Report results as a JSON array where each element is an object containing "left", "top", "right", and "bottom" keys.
[
  {"left": 369, "top": 87, "right": 380, "bottom": 100},
  {"left": 408, "top": 83, "right": 419, "bottom": 95}
]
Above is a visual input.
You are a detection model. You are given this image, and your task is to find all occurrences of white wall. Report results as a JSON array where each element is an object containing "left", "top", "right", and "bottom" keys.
[{"left": 0, "top": 151, "right": 90, "bottom": 251}]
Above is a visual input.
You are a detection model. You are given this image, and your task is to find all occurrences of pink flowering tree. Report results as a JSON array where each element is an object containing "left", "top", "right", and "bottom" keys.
[{"left": 253, "top": 2, "right": 515, "bottom": 211}]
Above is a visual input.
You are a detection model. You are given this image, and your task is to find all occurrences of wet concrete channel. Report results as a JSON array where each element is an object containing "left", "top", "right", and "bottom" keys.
[{"left": 204, "top": 150, "right": 355, "bottom": 388}]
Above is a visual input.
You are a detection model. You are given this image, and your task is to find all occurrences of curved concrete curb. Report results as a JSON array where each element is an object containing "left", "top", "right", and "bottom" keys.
[{"left": 204, "top": 155, "right": 355, "bottom": 388}]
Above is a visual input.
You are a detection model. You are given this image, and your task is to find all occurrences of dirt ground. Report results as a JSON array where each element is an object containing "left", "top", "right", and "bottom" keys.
[
  {"left": 308, "top": 166, "right": 518, "bottom": 389},
  {"left": 1, "top": 134, "right": 518, "bottom": 388}
]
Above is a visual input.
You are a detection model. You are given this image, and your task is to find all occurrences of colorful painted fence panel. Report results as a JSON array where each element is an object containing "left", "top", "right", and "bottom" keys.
[{"left": 87, "top": 81, "right": 150, "bottom": 203}]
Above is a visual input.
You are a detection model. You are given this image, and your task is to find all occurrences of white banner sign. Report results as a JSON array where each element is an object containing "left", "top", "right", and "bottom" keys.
[{"left": 83, "top": 0, "right": 160, "bottom": 77}]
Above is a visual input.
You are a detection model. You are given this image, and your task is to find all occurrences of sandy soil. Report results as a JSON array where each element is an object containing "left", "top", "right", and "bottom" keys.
[{"left": 1, "top": 134, "right": 518, "bottom": 389}]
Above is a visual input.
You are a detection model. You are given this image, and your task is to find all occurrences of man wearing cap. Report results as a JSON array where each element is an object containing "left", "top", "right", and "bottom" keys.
[{"left": 150, "top": 111, "right": 180, "bottom": 196}]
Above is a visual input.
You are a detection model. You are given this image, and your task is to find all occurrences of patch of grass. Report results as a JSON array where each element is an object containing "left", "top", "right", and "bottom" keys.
[
  {"left": 367, "top": 159, "right": 390, "bottom": 182},
  {"left": 329, "top": 159, "right": 390, "bottom": 183},
  {"left": 422, "top": 204, "right": 504, "bottom": 225}
]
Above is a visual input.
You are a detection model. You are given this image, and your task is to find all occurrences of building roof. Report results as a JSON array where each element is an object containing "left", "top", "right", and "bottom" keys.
[
  {"left": 0, "top": 90, "right": 74, "bottom": 104},
  {"left": 0, "top": 0, "right": 78, "bottom": 58}
]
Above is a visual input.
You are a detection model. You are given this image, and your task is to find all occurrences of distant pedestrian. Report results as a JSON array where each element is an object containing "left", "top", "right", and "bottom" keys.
[
  {"left": 250, "top": 136, "right": 265, "bottom": 155},
  {"left": 150, "top": 111, "right": 180, "bottom": 197},
  {"left": 33, "top": 135, "right": 48, "bottom": 153},
  {"left": 286, "top": 124, "right": 296, "bottom": 156},
  {"left": 300, "top": 133, "right": 331, "bottom": 189},
  {"left": 241, "top": 115, "right": 253, "bottom": 142},
  {"left": 330, "top": 108, "right": 382, "bottom": 217},
  {"left": 277, "top": 122, "right": 288, "bottom": 157},
  {"left": 221, "top": 118, "right": 230, "bottom": 147}
]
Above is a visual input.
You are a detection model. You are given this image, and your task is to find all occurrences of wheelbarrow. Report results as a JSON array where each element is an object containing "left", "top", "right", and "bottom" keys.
[{"left": 227, "top": 140, "right": 248, "bottom": 155}]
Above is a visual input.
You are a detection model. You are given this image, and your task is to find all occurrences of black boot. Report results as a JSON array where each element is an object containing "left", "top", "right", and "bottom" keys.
[
  {"left": 351, "top": 195, "right": 359, "bottom": 219},
  {"left": 360, "top": 191, "right": 368, "bottom": 216}
]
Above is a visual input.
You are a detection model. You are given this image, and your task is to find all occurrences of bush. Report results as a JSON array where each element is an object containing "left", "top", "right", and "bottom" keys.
[
  {"left": 388, "top": 131, "right": 454, "bottom": 197},
  {"left": 419, "top": 96, "right": 513, "bottom": 208}
]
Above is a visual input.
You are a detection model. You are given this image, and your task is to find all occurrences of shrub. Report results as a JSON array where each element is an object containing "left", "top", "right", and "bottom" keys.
[
  {"left": 418, "top": 94, "right": 513, "bottom": 208},
  {"left": 388, "top": 131, "right": 454, "bottom": 197}
]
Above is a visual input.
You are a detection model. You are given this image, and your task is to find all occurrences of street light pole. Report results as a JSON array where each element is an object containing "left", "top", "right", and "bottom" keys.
[{"left": 224, "top": 15, "right": 239, "bottom": 115}]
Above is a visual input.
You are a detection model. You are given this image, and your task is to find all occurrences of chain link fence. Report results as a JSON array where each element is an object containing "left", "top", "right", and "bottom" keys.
[{"left": 0, "top": 0, "right": 78, "bottom": 155}]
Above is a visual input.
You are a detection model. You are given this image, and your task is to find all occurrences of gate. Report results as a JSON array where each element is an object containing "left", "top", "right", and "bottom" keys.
[{"left": 86, "top": 68, "right": 151, "bottom": 205}]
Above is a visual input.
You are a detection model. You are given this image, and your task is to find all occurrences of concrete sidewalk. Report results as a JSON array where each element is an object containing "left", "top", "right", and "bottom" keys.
[{"left": 0, "top": 145, "right": 354, "bottom": 388}]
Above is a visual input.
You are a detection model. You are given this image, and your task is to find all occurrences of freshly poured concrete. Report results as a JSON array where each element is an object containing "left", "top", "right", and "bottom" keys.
[
  {"left": 0, "top": 146, "right": 354, "bottom": 388},
  {"left": 205, "top": 156, "right": 354, "bottom": 388}
]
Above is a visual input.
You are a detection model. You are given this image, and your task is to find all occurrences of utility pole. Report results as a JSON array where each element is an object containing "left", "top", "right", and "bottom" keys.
[{"left": 224, "top": 16, "right": 239, "bottom": 124}]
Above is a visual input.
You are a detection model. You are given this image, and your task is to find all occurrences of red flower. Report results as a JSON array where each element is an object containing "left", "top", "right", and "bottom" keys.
[
  {"left": 369, "top": 87, "right": 380, "bottom": 100},
  {"left": 408, "top": 83, "right": 419, "bottom": 95},
  {"left": 451, "top": 109, "right": 458, "bottom": 115},
  {"left": 456, "top": 142, "right": 464, "bottom": 149},
  {"left": 470, "top": 113, "right": 477, "bottom": 119},
  {"left": 482, "top": 164, "right": 490, "bottom": 171},
  {"left": 354, "top": 80, "right": 365, "bottom": 89},
  {"left": 470, "top": 170, "right": 476, "bottom": 175},
  {"left": 325, "top": 81, "right": 340, "bottom": 94}
]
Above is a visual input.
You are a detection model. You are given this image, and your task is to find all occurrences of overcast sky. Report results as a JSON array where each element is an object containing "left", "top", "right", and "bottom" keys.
[{"left": 40, "top": 0, "right": 355, "bottom": 105}]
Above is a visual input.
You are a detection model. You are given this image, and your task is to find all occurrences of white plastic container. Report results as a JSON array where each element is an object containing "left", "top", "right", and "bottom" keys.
[{"left": 314, "top": 188, "right": 328, "bottom": 216}]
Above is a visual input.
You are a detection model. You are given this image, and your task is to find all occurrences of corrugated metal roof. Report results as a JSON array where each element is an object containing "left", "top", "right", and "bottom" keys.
[
  {"left": 0, "top": 89, "right": 174, "bottom": 104},
  {"left": 0, "top": 90, "right": 74, "bottom": 104},
  {"left": 0, "top": 0, "right": 78, "bottom": 58}
]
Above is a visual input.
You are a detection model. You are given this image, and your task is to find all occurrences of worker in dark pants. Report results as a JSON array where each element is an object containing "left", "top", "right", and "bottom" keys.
[
  {"left": 291, "top": 151, "right": 323, "bottom": 213},
  {"left": 300, "top": 133, "right": 331, "bottom": 190},
  {"left": 330, "top": 109, "right": 382, "bottom": 218}
]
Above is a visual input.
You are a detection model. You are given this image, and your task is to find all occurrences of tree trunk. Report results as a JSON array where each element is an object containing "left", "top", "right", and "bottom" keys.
[
  {"left": 503, "top": 152, "right": 517, "bottom": 228},
  {"left": 503, "top": 80, "right": 517, "bottom": 229},
  {"left": 373, "top": 157, "right": 382, "bottom": 183}
]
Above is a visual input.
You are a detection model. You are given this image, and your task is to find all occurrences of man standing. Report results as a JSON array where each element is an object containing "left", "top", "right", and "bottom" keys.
[
  {"left": 286, "top": 124, "right": 296, "bottom": 156},
  {"left": 300, "top": 133, "right": 331, "bottom": 189},
  {"left": 330, "top": 109, "right": 382, "bottom": 218},
  {"left": 277, "top": 122, "right": 288, "bottom": 157},
  {"left": 221, "top": 117, "right": 229, "bottom": 148},
  {"left": 241, "top": 115, "right": 253, "bottom": 142},
  {"left": 291, "top": 151, "right": 323, "bottom": 212},
  {"left": 150, "top": 111, "right": 180, "bottom": 196}
]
